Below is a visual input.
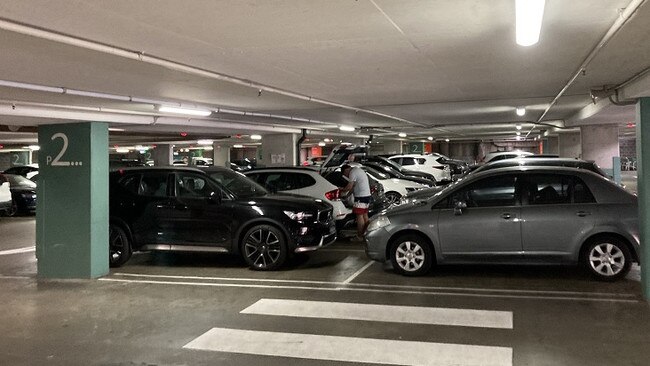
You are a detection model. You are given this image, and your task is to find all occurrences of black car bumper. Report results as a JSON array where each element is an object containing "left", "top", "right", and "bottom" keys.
[{"left": 288, "top": 210, "right": 337, "bottom": 252}]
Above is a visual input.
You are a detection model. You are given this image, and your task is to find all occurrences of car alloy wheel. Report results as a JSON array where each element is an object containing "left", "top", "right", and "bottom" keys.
[
  {"left": 109, "top": 224, "right": 132, "bottom": 267},
  {"left": 584, "top": 238, "right": 631, "bottom": 281},
  {"left": 243, "top": 225, "right": 287, "bottom": 271},
  {"left": 390, "top": 234, "right": 433, "bottom": 276},
  {"left": 384, "top": 192, "right": 401, "bottom": 206}
]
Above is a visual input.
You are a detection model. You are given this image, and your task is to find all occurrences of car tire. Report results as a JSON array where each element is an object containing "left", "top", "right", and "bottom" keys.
[
  {"left": 241, "top": 225, "right": 287, "bottom": 271},
  {"left": 7, "top": 202, "right": 18, "bottom": 217},
  {"left": 390, "top": 234, "right": 433, "bottom": 276},
  {"left": 384, "top": 191, "right": 402, "bottom": 206},
  {"left": 109, "top": 224, "right": 132, "bottom": 268},
  {"left": 583, "top": 237, "right": 632, "bottom": 281}
]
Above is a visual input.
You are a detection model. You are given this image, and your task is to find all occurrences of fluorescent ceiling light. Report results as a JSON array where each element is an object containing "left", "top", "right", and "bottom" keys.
[
  {"left": 516, "top": 0, "right": 546, "bottom": 46},
  {"left": 197, "top": 139, "right": 214, "bottom": 145},
  {"left": 445, "top": 138, "right": 450, "bottom": 142},
  {"left": 27, "top": 145, "right": 40, "bottom": 151},
  {"left": 116, "top": 148, "right": 130, "bottom": 153},
  {"left": 158, "top": 106, "right": 212, "bottom": 116},
  {"left": 516, "top": 107, "right": 526, "bottom": 116},
  {"left": 250, "top": 134, "right": 262, "bottom": 140},
  {"left": 339, "top": 125, "right": 355, "bottom": 132},
  {"left": 318, "top": 142, "right": 326, "bottom": 147},
  {"left": 233, "top": 144, "right": 244, "bottom": 148},
  {"left": 516, "top": 124, "right": 522, "bottom": 130},
  {"left": 398, "top": 133, "right": 407, "bottom": 138},
  {"left": 108, "top": 128, "right": 125, "bottom": 132},
  {"left": 427, "top": 136, "right": 434, "bottom": 141},
  {"left": 324, "top": 138, "right": 333, "bottom": 143}
]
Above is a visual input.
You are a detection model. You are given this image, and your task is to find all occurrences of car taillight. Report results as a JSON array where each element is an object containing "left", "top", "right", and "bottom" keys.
[{"left": 325, "top": 189, "right": 340, "bottom": 201}]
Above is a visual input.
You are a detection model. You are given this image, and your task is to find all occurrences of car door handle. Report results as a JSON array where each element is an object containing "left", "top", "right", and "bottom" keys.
[
  {"left": 576, "top": 211, "right": 591, "bottom": 217},
  {"left": 501, "top": 213, "right": 512, "bottom": 220}
]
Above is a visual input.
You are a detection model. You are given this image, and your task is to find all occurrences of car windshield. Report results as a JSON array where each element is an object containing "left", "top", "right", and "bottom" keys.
[
  {"left": 207, "top": 169, "right": 267, "bottom": 198},
  {"left": 7, "top": 174, "right": 36, "bottom": 188}
]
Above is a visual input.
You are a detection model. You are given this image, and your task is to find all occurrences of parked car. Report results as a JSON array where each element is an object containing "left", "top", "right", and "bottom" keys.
[
  {"left": 191, "top": 157, "right": 213, "bottom": 166},
  {"left": 4, "top": 174, "right": 37, "bottom": 216},
  {"left": 303, "top": 156, "right": 327, "bottom": 167},
  {"left": 3, "top": 165, "right": 39, "bottom": 180},
  {"left": 109, "top": 167, "right": 336, "bottom": 270},
  {"left": 388, "top": 154, "right": 452, "bottom": 184},
  {"left": 482, "top": 151, "right": 533, "bottom": 164},
  {"left": 241, "top": 167, "right": 352, "bottom": 227},
  {"left": 354, "top": 164, "right": 427, "bottom": 205},
  {"left": 0, "top": 174, "right": 12, "bottom": 215},
  {"left": 359, "top": 155, "right": 437, "bottom": 184},
  {"left": 365, "top": 166, "right": 639, "bottom": 281},
  {"left": 429, "top": 153, "right": 470, "bottom": 179}
]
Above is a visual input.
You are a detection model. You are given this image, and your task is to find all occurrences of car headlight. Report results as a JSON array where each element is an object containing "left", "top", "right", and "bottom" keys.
[
  {"left": 367, "top": 215, "right": 391, "bottom": 232},
  {"left": 283, "top": 210, "right": 313, "bottom": 221}
]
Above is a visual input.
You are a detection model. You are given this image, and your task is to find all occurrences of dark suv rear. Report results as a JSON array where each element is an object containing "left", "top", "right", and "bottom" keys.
[{"left": 109, "top": 167, "right": 336, "bottom": 270}]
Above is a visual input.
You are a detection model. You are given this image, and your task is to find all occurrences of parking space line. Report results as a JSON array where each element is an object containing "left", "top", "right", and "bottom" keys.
[
  {"left": 114, "top": 272, "right": 340, "bottom": 286},
  {"left": 0, "top": 246, "right": 35, "bottom": 256},
  {"left": 341, "top": 260, "right": 374, "bottom": 284},
  {"left": 184, "top": 327, "right": 513, "bottom": 366},
  {"left": 241, "top": 298, "right": 513, "bottom": 329},
  {"left": 101, "top": 276, "right": 640, "bottom": 303}
]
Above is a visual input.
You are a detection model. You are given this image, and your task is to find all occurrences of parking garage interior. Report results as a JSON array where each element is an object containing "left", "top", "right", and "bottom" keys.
[{"left": 1, "top": 1, "right": 650, "bottom": 365}]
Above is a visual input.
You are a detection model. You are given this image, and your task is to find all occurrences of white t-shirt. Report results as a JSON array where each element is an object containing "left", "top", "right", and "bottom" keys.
[{"left": 347, "top": 167, "right": 371, "bottom": 197}]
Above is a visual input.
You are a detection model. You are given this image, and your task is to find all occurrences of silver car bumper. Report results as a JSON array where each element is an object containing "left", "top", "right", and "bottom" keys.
[{"left": 364, "top": 228, "right": 392, "bottom": 262}]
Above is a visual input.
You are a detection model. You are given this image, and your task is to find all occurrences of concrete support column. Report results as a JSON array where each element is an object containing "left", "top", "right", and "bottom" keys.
[
  {"left": 260, "top": 133, "right": 297, "bottom": 167},
  {"left": 546, "top": 136, "right": 559, "bottom": 155},
  {"left": 636, "top": 97, "right": 650, "bottom": 301},
  {"left": 581, "top": 124, "right": 619, "bottom": 170},
  {"left": 558, "top": 132, "right": 581, "bottom": 159},
  {"left": 382, "top": 140, "right": 402, "bottom": 155},
  {"left": 212, "top": 142, "right": 230, "bottom": 167},
  {"left": 151, "top": 144, "right": 173, "bottom": 166},
  {"left": 36, "top": 122, "right": 109, "bottom": 278}
]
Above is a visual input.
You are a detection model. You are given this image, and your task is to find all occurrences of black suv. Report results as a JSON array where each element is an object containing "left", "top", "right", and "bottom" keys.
[{"left": 109, "top": 167, "right": 336, "bottom": 270}]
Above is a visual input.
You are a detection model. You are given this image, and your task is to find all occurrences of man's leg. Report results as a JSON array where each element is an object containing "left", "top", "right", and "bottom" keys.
[
  {"left": 356, "top": 213, "right": 365, "bottom": 237},
  {"left": 362, "top": 213, "right": 370, "bottom": 233}
]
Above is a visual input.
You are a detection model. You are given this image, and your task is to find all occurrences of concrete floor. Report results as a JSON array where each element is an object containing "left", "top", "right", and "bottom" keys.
[{"left": 1, "top": 216, "right": 649, "bottom": 366}]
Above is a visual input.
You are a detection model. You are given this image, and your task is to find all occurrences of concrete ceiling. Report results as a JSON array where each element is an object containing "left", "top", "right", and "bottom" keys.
[{"left": 0, "top": 0, "right": 648, "bottom": 145}]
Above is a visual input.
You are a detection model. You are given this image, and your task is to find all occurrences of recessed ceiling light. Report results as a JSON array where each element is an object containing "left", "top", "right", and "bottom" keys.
[
  {"left": 250, "top": 134, "right": 262, "bottom": 140},
  {"left": 516, "top": 107, "right": 526, "bottom": 116},
  {"left": 516, "top": 0, "right": 546, "bottom": 46},
  {"left": 445, "top": 138, "right": 450, "bottom": 142},
  {"left": 159, "top": 106, "right": 212, "bottom": 116},
  {"left": 427, "top": 136, "right": 434, "bottom": 141},
  {"left": 398, "top": 133, "right": 407, "bottom": 138},
  {"left": 339, "top": 125, "right": 355, "bottom": 132}
]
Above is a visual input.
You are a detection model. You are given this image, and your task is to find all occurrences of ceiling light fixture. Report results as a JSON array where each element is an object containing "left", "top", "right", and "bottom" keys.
[
  {"left": 108, "top": 128, "right": 125, "bottom": 132},
  {"left": 250, "top": 134, "right": 262, "bottom": 140},
  {"left": 516, "top": 0, "right": 546, "bottom": 46},
  {"left": 233, "top": 144, "right": 244, "bottom": 148},
  {"left": 516, "top": 107, "right": 526, "bottom": 116},
  {"left": 27, "top": 145, "right": 40, "bottom": 151},
  {"left": 116, "top": 148, "right": 130, "bottom": 153},
  {"left": 197, "top": 139, "right": 213, "bottom": 145},
  {"left": 427, "top": 136, "right": 434, "bottom": 141},
  {"left": 318, "top": 142, "right": 326, "bottom": 147},
  {"left": 445, "top": 138, "right": 450, "bottom": 142},
  {"left": 516, "top": 124, "right": 522, "bottom": 130},
  {"left": 158, "top": 106, "right": 212, "bottom": 116},
  {"left": 339, "top": 125, "right": 355, "bottom": 132},
  {"left": 516, "top": 132, "right": 521, "bottom": 136},
  {"left": 398, "top": 133, "right": 407, "bottom": 138},
  {"left": 324, "top": 138, "right": 333, "bottom": 143}
]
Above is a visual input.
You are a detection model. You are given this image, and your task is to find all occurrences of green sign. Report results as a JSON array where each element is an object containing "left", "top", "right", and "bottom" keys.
[
  {"left": 408, "top": 142, "right": 424, "bottom": 154},
  {"left": 36, "top": 122, "right": 109, "bottom": 279}
]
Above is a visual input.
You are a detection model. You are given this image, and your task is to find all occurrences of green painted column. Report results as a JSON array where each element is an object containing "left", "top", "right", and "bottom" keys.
[
  {"left": 636, "top": 98, "right": 650, "bottom": 300},
  {"left": 36, "top": 122, "right": 109, "bottom": 278}
]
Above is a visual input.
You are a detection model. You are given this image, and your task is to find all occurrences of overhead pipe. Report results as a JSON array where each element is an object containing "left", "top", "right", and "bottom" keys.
[
  {"left": 527, "top": 0, "right": 646, "bottom": 137},
  {"left": 0, "top": 18, "right": 425, "bottom": 127},
  {"left": 296, "top": 129, "right": 308, "bottom": 166}
]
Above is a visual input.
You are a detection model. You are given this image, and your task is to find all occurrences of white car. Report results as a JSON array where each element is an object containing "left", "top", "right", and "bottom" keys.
[
  {"left": 357, "top": 165, "right": 426, "bottom": 205},
  {"left": 389, "top": 154, "right": 452, "bottom": 183},
  {"left": 244, "top": 168, "right": 351, "bottom": 225},
  {"left": 483, "top": 151, "right": 533, "bottom": 163},
  {"left": 0, "top": 174, "right": 12, "bottom": 215}
]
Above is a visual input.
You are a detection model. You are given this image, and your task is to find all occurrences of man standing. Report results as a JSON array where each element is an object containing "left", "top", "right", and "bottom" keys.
[{"left": 340, "top": 164, "right": 371, "bottom": 241}]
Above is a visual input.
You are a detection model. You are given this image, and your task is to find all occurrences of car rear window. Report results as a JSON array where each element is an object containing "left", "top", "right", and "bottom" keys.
[{"left": 261, "top": 172, "right": 316, "bottom": 191}]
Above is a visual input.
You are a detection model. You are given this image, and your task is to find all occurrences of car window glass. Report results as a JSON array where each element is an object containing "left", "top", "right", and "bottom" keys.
[
  {"left": 176, "top": 173, "right": 219, "bottom": 198},
  {"left": 416, "top": 158, "right": 426, "bottom": 164},
  {"left": 521, "top": 174, "right": 570, "bottom": 205},
  {"left": 262, "top": 173, "right": 315, "bottom": 191},
  {"left": 139, "top": 173, "right": 169, "bottom": 197},
  {"left": 572, "top": 177, "right": 596, "bottom": 204},
  {"left": 401, "top": 157, "right": 415, "bottom": 166},
  {"left": 208, "top": 169, "right": 266, "bottom": 198},
  {"left": 453, "top": 175, "right": 517, "bottom": 207},
  {"left": 119, "top": 174, "right": 141, "bottom": 195}
]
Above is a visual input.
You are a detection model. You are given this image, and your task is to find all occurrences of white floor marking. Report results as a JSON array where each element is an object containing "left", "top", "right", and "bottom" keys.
[
  {"left": 0, "top": 246, "right": 35, "bottom": 256},
  {"left": 101, "top": 277, "right": 639, "bottom": 303},
  {"left": 113, "top": 272, "right": 637, "bottom": 298},
  {"left": 184, "top": 327, "right": 512, "bottom": 366},
  {"left": 241, "top": 298, "right": 513, "bottom": 329},
  {"left": 341, "top": 260, "right": 374, "bottom": 284}
]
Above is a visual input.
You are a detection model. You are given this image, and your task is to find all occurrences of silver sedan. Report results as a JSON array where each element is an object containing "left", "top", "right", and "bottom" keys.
[{"left": 364, "top": 166, "right": 639, "bottom": 281}]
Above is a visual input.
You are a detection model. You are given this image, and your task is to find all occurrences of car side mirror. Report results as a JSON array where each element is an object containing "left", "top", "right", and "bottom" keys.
[
  {"left": 208, "top": 191, "right": 222, "bottom": 205},
  {"left": 454, "top": 200, "right": 467, "bottom": 215}
]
